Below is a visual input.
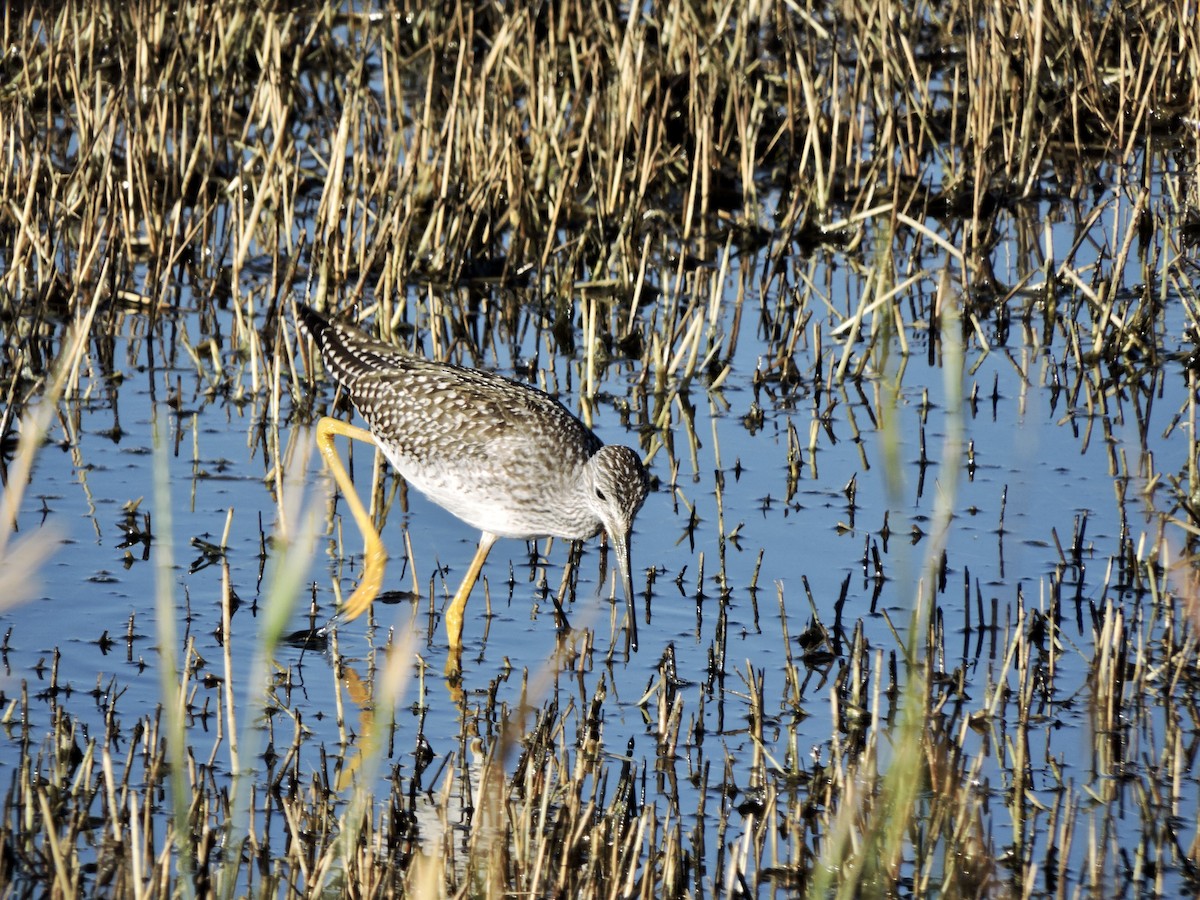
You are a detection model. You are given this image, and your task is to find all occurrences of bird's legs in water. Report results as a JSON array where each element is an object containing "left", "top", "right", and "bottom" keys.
[
  {"left": 442, "top": 531, "right": 497, "bottom": 650},
  {"left": 315, "top": 417, "right": 388, "bottom": 622},
  {"left": 316, "top": 416, "right": 494, "bottom": 654}
]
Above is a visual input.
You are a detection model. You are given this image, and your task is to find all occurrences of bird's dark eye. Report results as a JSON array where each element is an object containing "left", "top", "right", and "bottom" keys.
[{"left": 595, "top": 488, "right": 607, "bottom": 501}]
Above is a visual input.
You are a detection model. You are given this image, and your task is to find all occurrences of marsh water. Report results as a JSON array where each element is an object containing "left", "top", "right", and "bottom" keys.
[{"left": 2, "top": 3, "right": 1199, "bottom": 897}]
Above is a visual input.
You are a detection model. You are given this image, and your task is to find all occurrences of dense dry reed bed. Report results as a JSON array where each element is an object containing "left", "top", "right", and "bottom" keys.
[{"left": 2, "top": 0, "right": 1200, "bottom": 896}]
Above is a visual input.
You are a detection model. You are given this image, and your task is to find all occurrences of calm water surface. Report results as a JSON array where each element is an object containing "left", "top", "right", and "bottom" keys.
[{"left": 2, "top": 194, "right": 1194, "bottom": 893}]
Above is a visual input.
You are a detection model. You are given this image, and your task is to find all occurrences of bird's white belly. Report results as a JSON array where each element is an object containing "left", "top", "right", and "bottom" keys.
[
  {"left": 379, "top": 445, "right": 593, "bottom": 540},
  {"left": 420, "top": 475, "right": 538, "bottom": 537}
]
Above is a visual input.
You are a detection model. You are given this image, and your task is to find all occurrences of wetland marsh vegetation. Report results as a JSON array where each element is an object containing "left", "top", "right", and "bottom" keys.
[{"left": 1, "top": 0, "right": 1200, "bottom": 896}]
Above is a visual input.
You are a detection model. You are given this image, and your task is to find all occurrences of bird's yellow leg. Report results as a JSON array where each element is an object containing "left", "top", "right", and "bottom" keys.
[
  {"left": 315, "top": 416, "right": 388, "bottom": 621},
  {"left": 444, "top": 531, "right": 497, "bottom": 649}
]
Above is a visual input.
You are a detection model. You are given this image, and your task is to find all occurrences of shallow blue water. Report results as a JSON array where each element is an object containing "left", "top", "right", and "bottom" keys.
[{"left": 2, "top": 192, "right": 1194, "bottom": 893}]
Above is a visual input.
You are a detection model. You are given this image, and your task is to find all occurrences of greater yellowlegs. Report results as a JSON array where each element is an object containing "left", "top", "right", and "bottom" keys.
[{"left": 296, "top": 303, "right": 650, "bottom": 650}]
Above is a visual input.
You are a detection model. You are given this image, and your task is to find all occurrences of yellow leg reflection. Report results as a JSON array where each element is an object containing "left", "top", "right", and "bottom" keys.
[
  {"left": 315, "top": 417, "right": 387, "bottom": 621},
  {"left": 335, "top": 663, "right": 375, "bottom": 792},
  {"left": 336, "top": 648, "right": 467, "bottom": 791}
]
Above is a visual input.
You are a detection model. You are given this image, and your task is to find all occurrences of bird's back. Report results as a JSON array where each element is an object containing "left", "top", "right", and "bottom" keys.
[{"left": 297, "top": 304, "right": 596, "bottom": 451}]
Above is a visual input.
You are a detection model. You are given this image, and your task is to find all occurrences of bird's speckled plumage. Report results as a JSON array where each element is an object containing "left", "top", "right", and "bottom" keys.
[{"left": 296, "top": 302, "right": 649, "bottom": 556}]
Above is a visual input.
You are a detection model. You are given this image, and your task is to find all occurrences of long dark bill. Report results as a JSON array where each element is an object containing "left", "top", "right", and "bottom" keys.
[{"left": 612, "top": 530, "right": 638, "bottom": 651}]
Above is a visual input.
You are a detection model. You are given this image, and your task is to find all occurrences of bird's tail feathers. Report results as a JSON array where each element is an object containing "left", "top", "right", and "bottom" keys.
[{"left": 295, "top": 303, "right": 409, "bottom": 386}]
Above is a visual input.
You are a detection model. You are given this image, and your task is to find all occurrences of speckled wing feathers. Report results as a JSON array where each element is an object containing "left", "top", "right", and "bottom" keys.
[
  {"left": 296, "top": 304, "right": 414, "bottom": 385},
  {"left": 296, "top": 302, "right": 602, "bottom": 473}
]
